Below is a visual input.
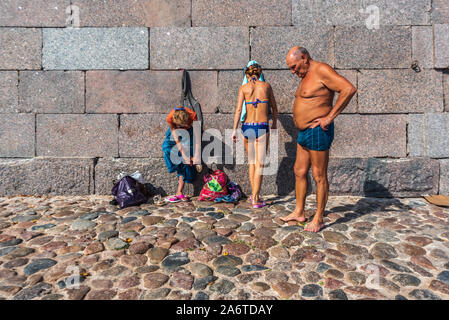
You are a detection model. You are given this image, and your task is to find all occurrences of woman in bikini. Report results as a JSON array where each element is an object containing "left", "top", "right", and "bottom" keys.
[{"left": 232, "top": 61, "right": 278, "bottom": 208}]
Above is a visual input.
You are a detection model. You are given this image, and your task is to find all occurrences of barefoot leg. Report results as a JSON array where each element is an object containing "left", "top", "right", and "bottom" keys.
[
  {"left": 304, "top": 149, "right": 329, "bottom": 232},
  {"left": 176, "top": 175, "right": 185, "bottom": 196},
  {"left": 244, "top": 137, "right": 256, "bottom": 195},
  {"left": 280, "top": 143, "right": 310, "bottom": 223},
  {"left": 252, "top": 133, "right": 267, "bottom": 204}
]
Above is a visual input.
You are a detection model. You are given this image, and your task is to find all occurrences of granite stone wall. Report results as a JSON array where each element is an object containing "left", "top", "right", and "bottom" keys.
[{"left": 0, "top": 0, "right": 448, "bottom": 197}]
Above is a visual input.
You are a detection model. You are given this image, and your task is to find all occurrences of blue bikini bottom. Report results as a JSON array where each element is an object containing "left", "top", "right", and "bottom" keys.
[{"left": 241, "top": 122, "right": 269, "bottom": 140}]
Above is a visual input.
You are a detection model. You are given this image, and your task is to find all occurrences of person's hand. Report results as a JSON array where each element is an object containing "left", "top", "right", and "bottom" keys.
[
  {"left": 232, "top": 130, "right": 237, "bottom": 143},
  {"left": 192, "top": 155, "right": 201, "bottom": 165},
  {"left": 310, "top": 116, "right": 332, "bottom": 131}
]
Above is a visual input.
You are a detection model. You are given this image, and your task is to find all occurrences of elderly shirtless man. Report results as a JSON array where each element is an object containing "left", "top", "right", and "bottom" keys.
[{"left": 280, "top": 46, "right": 356, "bottom": 232}]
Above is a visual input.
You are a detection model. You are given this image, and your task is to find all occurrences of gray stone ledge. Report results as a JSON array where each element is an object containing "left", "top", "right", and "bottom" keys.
[{"left": 0, "top": 158, "right": 94, "bottom": 196}]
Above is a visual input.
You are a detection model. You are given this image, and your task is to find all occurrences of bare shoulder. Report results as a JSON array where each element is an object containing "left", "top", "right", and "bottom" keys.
[
  {"left": 258, "top": 81, "right": 271, "bottom": 89},
  {"left": 315, "top": 62, "right": 338, "bottom": 77},
  {"left": 263, "top": 81, "right": 272, "bottom": 88}
]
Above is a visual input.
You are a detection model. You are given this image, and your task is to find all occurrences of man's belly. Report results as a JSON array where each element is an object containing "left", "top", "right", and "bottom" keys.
[{"left": 293, "top": 99, "right": 332, "bottom": 131}]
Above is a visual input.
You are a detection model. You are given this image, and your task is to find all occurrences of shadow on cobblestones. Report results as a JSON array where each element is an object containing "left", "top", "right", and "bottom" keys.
[{"left": 326, "top": 182, "right": 412, "bottom": 229}]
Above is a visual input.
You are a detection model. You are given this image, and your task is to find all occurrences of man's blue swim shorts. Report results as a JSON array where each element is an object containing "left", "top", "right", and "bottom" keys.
[{"left": 297, "top": 122, "right": 334, "bottom": 151}]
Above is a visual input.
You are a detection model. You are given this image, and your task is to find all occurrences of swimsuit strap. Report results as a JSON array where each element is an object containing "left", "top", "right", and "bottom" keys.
[
  {"left": 245, "top": 99, "right": 269, "bottom": 108},
  {"left": 243, "top": 122, "right": 269, "bottom": 126}
]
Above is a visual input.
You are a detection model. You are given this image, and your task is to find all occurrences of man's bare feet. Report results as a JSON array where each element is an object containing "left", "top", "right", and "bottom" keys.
[
  {"left": 280, "top": 211, "right": 307, "bottom": 223},
  {"left": 304, "top": 219, "right": 325, "bottom": 232}
]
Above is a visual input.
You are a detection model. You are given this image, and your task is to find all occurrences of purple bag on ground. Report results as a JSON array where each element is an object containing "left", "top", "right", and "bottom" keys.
[{"left": 111, "top": 176, "right": 146, "bottom": 209}]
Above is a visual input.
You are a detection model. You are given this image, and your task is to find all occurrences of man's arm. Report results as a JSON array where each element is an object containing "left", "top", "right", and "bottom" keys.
[{"left": 319, "top": 64, "right": 357, "bottom": 121}]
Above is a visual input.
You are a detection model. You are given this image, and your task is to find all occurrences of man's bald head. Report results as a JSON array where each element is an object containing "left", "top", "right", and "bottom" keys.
[
  {"left": 287, "top": 46, "right": 310, "bottom": 61},
  {"left": 286, "top": 46, "right": 312, "bottom": 78}
]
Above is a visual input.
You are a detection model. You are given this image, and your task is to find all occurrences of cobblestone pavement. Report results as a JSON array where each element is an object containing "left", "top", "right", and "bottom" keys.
[{"left": 0, "top": 194, "right": 449, "bottom": 300}]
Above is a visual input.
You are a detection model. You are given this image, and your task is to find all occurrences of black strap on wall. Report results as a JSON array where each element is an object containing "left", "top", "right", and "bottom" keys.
[{"left": 180, "top": 70, "right": 203, "bottom": 131}]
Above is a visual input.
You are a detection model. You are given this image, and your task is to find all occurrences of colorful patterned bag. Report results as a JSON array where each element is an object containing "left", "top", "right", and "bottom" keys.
[{"left": 198, "top": 169, "right": 229, "bottom": 201}]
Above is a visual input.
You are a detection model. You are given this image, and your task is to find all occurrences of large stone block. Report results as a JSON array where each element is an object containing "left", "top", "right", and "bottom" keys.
[
  {"left": 0, "top": 28, "right": 42, "bottom": 69},
  {"left": 86, "top": 71, "right": 217, "bottom": 114},
  {"left": 435, "top": 24, "right": 449, "bottom": 68},
  {"left": 217, "top": 71, "right": 244, "bottom": 114},
  {"left": 72, "top": 0, "right": 191, "bottom": 27},
  {"left": 361, "top": 158, "right": 439, "bottom": 197},
  {"left": 331, "top": 115, "right": 407, "bottom": 158},
  {"left": 150, "top": 27, "right": 249, "bottom": 69},
  {"left": 188, "top": 71, "right": 219, "bottom": 114},
  {"left": 440, "top": 160, "right": 449, "bottom": 195},
  {"left": 408, "top": 114, "right": 425, "bottom": 157},
  {"left": 0, "top": 158, "right": 93, "bottom": 196},
  {"left": 327, "top": 158, "right": 366, "bottom": 195},
  {"left": 42, "top": 28, "right": 148, "bottom": 70},
  {"left": 192, "top": 0, "right": 291, "bottom": 26},
  {"left": 408, "top": 113, "right": 449, "bottom": 158},
  {"left": 119, "top": 114, "right": 167, "bottom": 158},
  {"left": 292, "top": 0, "right": 431, "bottom": 26},
  {"left": 87, "top": 71, "right": 178, "bottom": 113},
  {"left": 432, "top": 0, "right": 449, "bottom": 23},
  {"left": 0, "top": 71, "right": 18, "bottom": 113},
  {"left": 19, "top": 71, "right": 84, "bottom": 113},
  {"left": 335, "top": 26, "right": 411, "bottom": 69},
  {"left": 358, "top": 69, "right": 443, "bottom": 113},
  {"left": 251, "top": 26, "right": 334, "bottom": 69},
  {"left": 426, "top": 113, "right": 449, "bottom": 158},
  {"left": 310, "top": 158, "right": 438, "bottom": 197},
  {"left": 0, "top": 114, "right": 34, "bottom": 157},
  {"left": 412, "top": 26, "right": 434, "bottom": 69},
  {"left": 0, "top": 0, "right": 69, "bottom": 27},
  {"left": 36, "top": 114, "right": 118, "bottom": 157}
]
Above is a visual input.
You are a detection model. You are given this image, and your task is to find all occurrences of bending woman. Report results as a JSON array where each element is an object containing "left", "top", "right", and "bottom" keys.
[
  {"left": 162, "top": 106, "right": 201, "bottom": 202},
  {"left": 232, "top": 61, "right": 278, "bottom": 208}
]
